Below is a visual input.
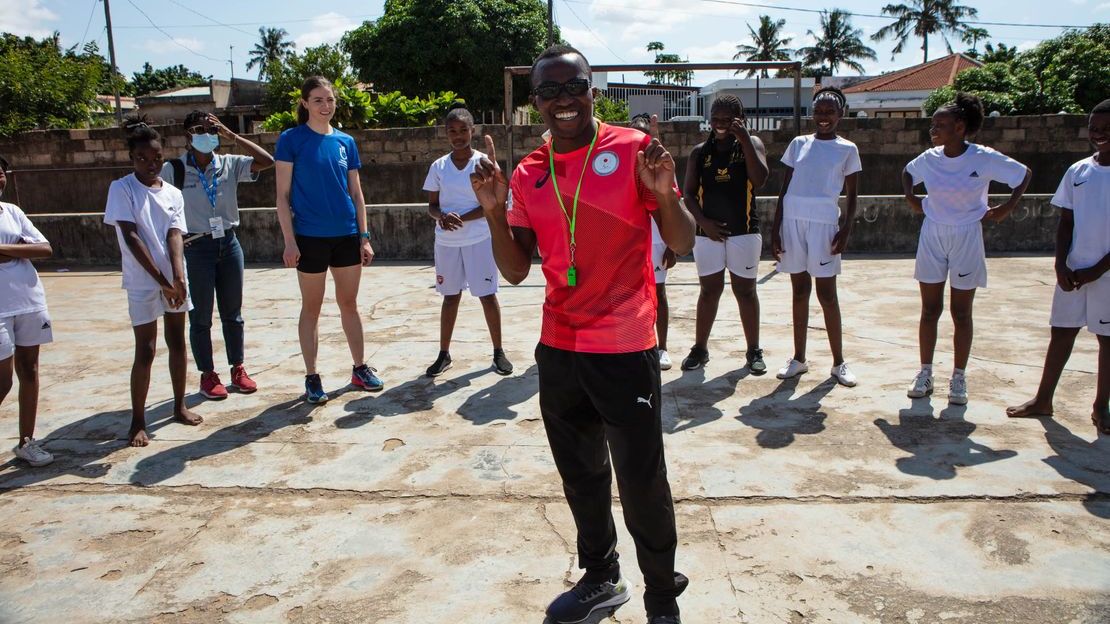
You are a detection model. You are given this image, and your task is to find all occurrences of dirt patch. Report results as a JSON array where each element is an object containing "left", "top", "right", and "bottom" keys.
[
  {"left": 382, "top": 438, "right": 406, "bottom": 452},
  {"left": 242, "top": 593, "right": 279, "bottom": 610},
  {"left": 965, "top": 514, "right": 1032, "bottom": 566},
  {"left": 99, "top": 569, "right": 123, "bottom": 581}
]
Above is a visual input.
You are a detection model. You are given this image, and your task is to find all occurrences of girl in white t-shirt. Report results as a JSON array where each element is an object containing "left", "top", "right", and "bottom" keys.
[
  {"left": 902, "top": 93, "right": 1030, "bottom": 405},
  {"left": 0, "top": 155, "right": 55, "bottom": 466},
  {"left": 772, "top": 87, "right": 861, "bottom": 387},
  {"left": 422, "top": 105, "right": 512, "bottom": 378},
  {"left": 1007, "top": 99, "right": 1110, "bottom": 434},
  {"left": 104, "top": 118, "right": 203, "bottom": 447}
]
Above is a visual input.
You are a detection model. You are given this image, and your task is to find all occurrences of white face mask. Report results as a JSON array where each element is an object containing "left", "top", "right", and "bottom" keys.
[{"left": 191, "top": 133, "right": 220, "bottom": 154}]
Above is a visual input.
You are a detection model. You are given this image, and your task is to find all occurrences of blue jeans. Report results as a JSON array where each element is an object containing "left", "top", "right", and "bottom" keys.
[{"left": 184, "top": 229, "right": 245, "bottom": 372}]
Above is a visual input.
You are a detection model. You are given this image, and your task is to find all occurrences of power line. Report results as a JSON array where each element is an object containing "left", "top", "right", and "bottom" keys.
[
  {"left": 123, "top": 0, "right": 226, "bottom": 63},
  {"left": 113, "top": 13, "right": 380, "bottom": 30},
  {"left": 166, "top": 0, "right": 256, "bottom": 37},
  {"left": 78, "top": 0, "right": 100, "bottom": 47},
  {"left": 560, "top": 0, "right": 627, "bottom": 62}
]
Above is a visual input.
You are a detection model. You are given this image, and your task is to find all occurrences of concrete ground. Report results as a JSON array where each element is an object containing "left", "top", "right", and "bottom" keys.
[{"left": 1, "top": 256, "right": 1107, "bottom": 624}]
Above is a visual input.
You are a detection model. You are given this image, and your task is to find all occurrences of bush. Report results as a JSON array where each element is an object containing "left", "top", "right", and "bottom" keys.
[{"left": 261, "top": 80, "right": 461, "bottom": 132}]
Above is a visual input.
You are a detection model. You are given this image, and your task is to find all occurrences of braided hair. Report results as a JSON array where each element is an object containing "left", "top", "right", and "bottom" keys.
[
  {"left": 445, "top": 101, "right": 474, "bottom": 127},
  {"left": 122, "top": 114, "right": 160, "bottom": 153},
  {"left": 936, "top": 91, "right": 985, "bottom": 136},
  {"left": 704, "top": 95, "right": 745, "bottom": 167}
]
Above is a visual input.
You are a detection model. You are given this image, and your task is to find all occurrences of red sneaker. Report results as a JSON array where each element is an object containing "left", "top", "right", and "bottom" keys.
[
  {"left": 230, "top": 365, "right": 258, "bottom": 393},
  {"left": 200, "top": 371, "right": 228, "bottom": 400}
]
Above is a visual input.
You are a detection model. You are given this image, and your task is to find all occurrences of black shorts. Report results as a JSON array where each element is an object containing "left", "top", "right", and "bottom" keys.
[{"left": 295, "top": 234, "right": 361, "bottom": 274}]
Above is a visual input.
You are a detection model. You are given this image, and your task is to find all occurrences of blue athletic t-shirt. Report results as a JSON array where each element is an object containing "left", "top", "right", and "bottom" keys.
[{"left": 274, "top": 124, "right": 362, "bottom": 237}]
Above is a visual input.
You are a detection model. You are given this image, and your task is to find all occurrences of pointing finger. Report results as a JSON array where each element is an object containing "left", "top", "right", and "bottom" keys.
[
  {"left": 483, "top": 135, "right": 497, "bottom": 164},
  {"left": 649, "top": 114, "right": 660, "bottom": 138}
]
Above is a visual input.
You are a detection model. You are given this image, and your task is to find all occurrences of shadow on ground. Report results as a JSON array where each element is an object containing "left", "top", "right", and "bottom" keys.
[
  {"left": 736, "top": 376, "right": 836, "bottom": 449},
  {"left": 873, "top": 398, "right": 1018, "bottom": 480}
]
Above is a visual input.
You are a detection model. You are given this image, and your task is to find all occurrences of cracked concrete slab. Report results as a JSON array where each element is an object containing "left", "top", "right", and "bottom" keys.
[{"left": 1, "top": 257, "right": 1108, "bottom": 623}]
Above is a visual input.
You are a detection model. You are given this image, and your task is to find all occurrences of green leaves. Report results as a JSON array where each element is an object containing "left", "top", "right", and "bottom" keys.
[
  {"left": 260, "top": 82, "right": 462, "bottom": 132},
  {"left": 0, "top": 34, "right": 107, "bottom": 137}
]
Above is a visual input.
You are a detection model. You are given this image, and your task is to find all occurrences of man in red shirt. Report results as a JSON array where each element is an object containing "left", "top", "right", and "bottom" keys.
[{"left": 472, "top": 45, "right": 695, "bottom": 624}]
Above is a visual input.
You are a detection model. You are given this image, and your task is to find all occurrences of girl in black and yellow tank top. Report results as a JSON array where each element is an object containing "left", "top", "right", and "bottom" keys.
[{"left": 681, "top": 95, "right": 770, "bottom": 373}]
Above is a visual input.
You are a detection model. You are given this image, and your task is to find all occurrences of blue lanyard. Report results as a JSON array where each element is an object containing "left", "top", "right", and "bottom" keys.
[{"left": 187, "top": 153, "right": 220, "bottom": 209}]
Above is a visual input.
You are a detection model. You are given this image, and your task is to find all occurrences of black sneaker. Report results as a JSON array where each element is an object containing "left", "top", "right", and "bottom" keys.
[
  {"left": 746, "top": 347, "right": 767, "bottom": 376},
  {"left": 493, "top": 348, "right": 514, "bottom": 375},
  {"left": 648, "top": 616, "right": 681, "bottom": 624},
  {"left": 426, "top": 351, "right": 452, "bottom": 377},
  {"left": 545, "top": 574, "right": 630, "bottom": 624},
  {"left": 680, "top": 346, "right": 709, "bottom": 371}
]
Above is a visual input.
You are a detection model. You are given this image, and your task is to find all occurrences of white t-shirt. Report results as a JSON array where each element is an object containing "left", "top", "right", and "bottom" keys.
[
  {"left": 650, "top": 216, "right": 664, "bottom": 247},
  {"left": 781, "top": 135, "right": 862, "bottom": 225},
  {"left": 905, "top": 143, "right": 1028, "bottom": 226},
  {"left": 1051, "top": 155, "right": 1110, "bottom": 271},
  {"left": 0, "top": 202, "right": 49, "bottom": 317},
  {"left": 423, "top": 151, "right": 491, "bottom": 247},
  {"left": 103, "top": 174, "right": 187, "bottom": 291}
]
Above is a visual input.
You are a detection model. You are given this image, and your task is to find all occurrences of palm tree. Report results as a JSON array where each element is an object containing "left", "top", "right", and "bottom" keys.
[
  {"left": 960, "top": 26, "right": 990, "bottom": 56},
  {"left": 872, "top": 0, "right": 979, "bottom": 62},
  {"left": 734, "top": 15, "right": 794, "bottom": 78},
  {"left": 246, "top": 27, "right": 295, "bottom": 81},
  {"left": 796, "top": 10, "right": 877, "bottom": 76}
]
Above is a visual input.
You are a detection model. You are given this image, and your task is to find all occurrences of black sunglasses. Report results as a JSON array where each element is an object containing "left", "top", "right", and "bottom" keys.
[
  {"left": 186, "top": 125, "right": 219, "bottom": 135},
  {"left": 532, "top": 78, "right": 591, "bottom": 100}
]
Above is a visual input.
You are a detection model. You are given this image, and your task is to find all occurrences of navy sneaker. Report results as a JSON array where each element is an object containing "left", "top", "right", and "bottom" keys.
[
  {"left": 304, "top": 374, "right": 328, "bottom": 404},
  {"left": 351, "top": 364, "right": 384, "bottom": 391},
  {"left": 545, "top": 574, "right": 630, "bottom": 624},
  {"left": 680, "top": 346, "right": 709, "bottom": 371},
  {"left": 493, "top": 348, "right": 514, "bottom": 376},
  {"left": 426, "top": 352, "right": 452, "bottom": 377}
]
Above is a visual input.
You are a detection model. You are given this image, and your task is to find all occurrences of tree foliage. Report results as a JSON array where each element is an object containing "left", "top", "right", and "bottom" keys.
[
  {"left": 131, "top": 62, "right": 209, "bottom": 96},
  {"left": 872, "top": 0, "right": 979, "bottom": 62},
  {"left": 644, "top": 42, "right": 693, "bottom": 86},
  {"left": 797, "top": 10, "right": 877, "bottom": 76},
  {"left": 247, "top": 27, "right": 295, "bottom": 81},
  {"left": 0, "top": 34, "right": 108, "bottom": 136},
  {"left": 924, "top": 24, "right": 1110, "bottom": 115},
  {"left": 264, "top": 44, "right": 356, "bottom": 113},
  {"left": 261, "top": 79, "right": 461, "bottom": 132},
  {"left": 342, "top": 0, "right": 553, "bottom": 114},
  {"left": 734, "top": 16, "right": 794, "bottom": 78}
]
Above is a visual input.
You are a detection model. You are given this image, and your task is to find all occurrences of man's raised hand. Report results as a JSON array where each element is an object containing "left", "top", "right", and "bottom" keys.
[{"left": 471, "top": 135, "right": 509, "bottom": 211}]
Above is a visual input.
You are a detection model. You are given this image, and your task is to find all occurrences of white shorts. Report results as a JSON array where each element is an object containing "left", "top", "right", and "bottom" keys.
[
  {"left": 0, "top": 310, "right": 54, "bottom": 360},
  {"left": 652, "top": 243, "right": 669, "bottom": 284},
  {"left": 434, "top": 239, "right": 499, "bottom": 297},
  {"left": 914, "top": 219, "right": 987, "bottom": 290},
  {"left": 1050, "top": 273, "right": 1110, "bottom": 336},
  {"left": 693, "top": 233, "right": 761, "bottom": 279},
  {"left": 127, "top": 289, "right": 193, "bottom": 327},
  {"left": 776, "top": 219, "right": 840, "bottom": 278}
]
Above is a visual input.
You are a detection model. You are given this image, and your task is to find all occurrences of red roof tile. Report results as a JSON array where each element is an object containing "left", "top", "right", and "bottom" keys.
[{"left": 844, "top": 53, "right": 982, "bottom": 93}]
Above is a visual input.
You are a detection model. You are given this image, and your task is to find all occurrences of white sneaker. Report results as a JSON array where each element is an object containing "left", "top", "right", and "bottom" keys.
[
  {"left": 659, "top": 350, "right": 672, "bottom": 371},
  {"left": 907, "top": 370, "right": 933, "bottom": 398},
  {"left": 830, "top": 363, "right": 857, "bottom": 387},
  {"left": 13, "top": 438, "right": 53, "bottom": 467},
  {"left": 949, "top": 375, "right": 968, "bottom": 405},
  {"left": 777, "top": 359, "right": 808, "bottom": 379}
]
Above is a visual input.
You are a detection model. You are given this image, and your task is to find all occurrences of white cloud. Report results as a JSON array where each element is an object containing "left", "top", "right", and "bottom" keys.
[
  {"left": 295, "top": 12, "right": 359, "bottom": 48},
  {"left": 1096, "top": 1, "right": 1110, "bottom": 10},
  {"left": 681, "top": 41, "right": 741, "bottom": 63},
  {"left": 141, "top": 37, "right": 207, "bottom": 55},
  {"left": 0, "top": 0, "right": 58, "bottom": 38}
]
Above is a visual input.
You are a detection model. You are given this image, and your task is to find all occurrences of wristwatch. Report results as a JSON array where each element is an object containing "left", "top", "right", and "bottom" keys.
[{"left": 359, "top": 231, "right": 371, "bottom": 241}]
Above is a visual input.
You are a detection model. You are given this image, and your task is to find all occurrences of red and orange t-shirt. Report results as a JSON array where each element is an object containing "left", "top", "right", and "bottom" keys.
[{"left": 508, "top": 122, "right": 662, "bottom": 354}]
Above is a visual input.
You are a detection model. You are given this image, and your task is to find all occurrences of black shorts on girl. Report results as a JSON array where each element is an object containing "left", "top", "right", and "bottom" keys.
[{"left": 295, "top": 234, "right": 361, "bottom": 273}]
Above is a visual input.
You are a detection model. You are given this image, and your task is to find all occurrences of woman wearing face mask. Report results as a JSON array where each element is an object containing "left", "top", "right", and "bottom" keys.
[{"left": 162, "top": 111, "right": 274, "bottom": 400}]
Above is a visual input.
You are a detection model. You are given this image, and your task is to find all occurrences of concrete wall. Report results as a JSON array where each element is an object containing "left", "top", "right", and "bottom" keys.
[
  {"left": 26, "top": 195, "right": 1058, "bottom": 266},
  {"left": 0, "top": 116, "right": 1093, "bottom": 217}
]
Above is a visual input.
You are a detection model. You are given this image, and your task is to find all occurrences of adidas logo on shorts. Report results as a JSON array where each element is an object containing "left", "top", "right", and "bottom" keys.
[{"left": 41, "top": 321, "right": 51, "bottom": 330}]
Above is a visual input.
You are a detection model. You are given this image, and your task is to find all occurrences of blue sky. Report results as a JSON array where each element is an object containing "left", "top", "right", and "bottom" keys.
[{"left": 4, "top": 0, "right": 1108, "bottom": 84}]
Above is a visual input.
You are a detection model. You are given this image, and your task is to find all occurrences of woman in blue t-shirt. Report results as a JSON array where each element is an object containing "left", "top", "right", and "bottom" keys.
[{"left": 275, "top": 76, "right": 383, "bottom": 403}]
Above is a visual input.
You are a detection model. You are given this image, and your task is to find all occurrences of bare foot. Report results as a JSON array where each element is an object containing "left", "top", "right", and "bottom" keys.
[
  {"left": 1006, "top": 398, "right": 1054, "bottom": 419},
  {"left": 1093, "top": 406, "right": 1110, "bottom": 435},
  {"left": 174, "top": 408, "right": 203, "bottom": 426},
  {"left": 129, "top": 428, "right": 150, "bottom": 447}
]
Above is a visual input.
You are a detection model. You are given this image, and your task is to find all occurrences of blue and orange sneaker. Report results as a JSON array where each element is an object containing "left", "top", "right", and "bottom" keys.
[
  {"left": 304, "top": 374, "right": 328, "bottom": 404},
  {"left": 351, "top": 364, "right": 384, "bottom": 391}
]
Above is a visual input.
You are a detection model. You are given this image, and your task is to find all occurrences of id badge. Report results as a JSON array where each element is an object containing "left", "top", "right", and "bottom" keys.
[{"left": 209, "top": 217, "right": 225, "bottom": 239}]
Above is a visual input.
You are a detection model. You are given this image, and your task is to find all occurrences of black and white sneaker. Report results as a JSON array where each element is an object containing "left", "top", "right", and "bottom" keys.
[
  {"left": 680, "top": 346, "right": 709, "bottom": 371},
  {"left": 493, "top": 348, "right": 514, "bottom": 375},
  {"left": 426, "top": 351, "right": 452, "bottom": 377},
  {"left": 545, "top": 575, "right": 630, "bottom": 624},
  {"left": 745, "top": 348, "right": 767, "bottom": 375}
]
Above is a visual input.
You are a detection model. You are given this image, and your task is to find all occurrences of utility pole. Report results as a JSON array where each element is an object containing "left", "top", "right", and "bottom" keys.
[
  {"left": 547, "top": 0, "right": 554, "bottom": 46},
  {"left": 103, "top": 0, "right": 123, "bottom": 124},
  {"left": 229, "top": 45, "right": 235, "bottom": 79}
]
